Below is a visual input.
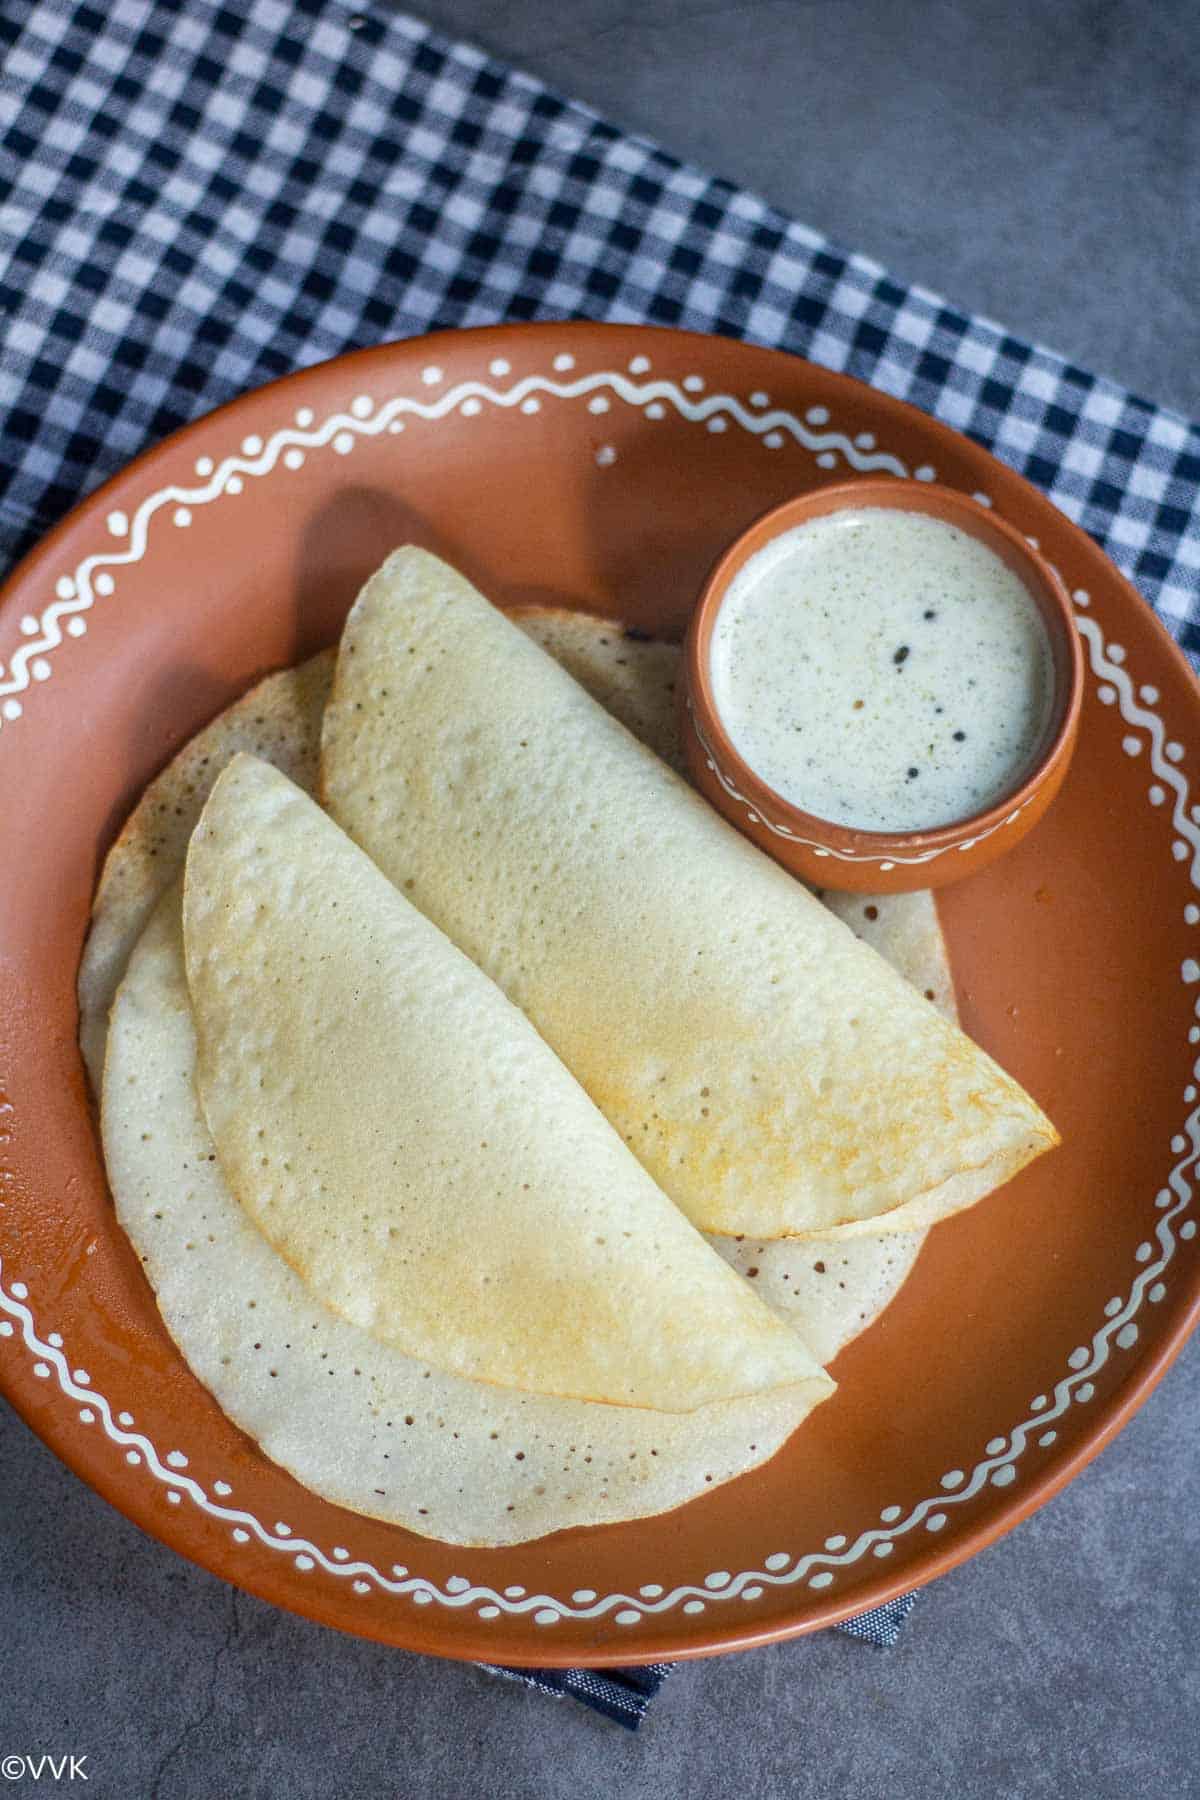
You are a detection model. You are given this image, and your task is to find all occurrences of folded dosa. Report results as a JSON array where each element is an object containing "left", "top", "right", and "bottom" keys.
[
  {"left": 511, "top": 606, "right": 958, "bottom": 1022},
  {"left": 76, "top": 633, "right": 952, "bottom": 1092},
  {"left": 81, "top": 627, "right": 950, "bottom": 1364},
  {"left": 181, "top": 755, "right": 829, "bottom": 1412},
  {"left": 103, "top": 891, "right": 825, "bottom": 1544},
  {"left": 79, "top": 650, "right": 332, "bottom": 1093},
  {"left": 512, "top": 609, "right": 944, "bottom": 1357},
  {"left": 321, "top": 549, "right": 1057, "bottom": 1241}
]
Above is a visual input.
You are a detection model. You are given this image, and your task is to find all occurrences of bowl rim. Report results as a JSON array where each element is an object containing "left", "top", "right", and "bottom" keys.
[{"left": 683, "top": 476, "right": 1086, "bottom": 853}]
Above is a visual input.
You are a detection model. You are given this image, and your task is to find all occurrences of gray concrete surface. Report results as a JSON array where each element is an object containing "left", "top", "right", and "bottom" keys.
[
  {"left": 4, "top": 1347, "right": 1198, "bottom": 1799},
  {"left": 4, "top": 2, "right": 1199, "bottom": 1796},
  {"left": 423, "top": 0, "right": 1200, "bottom": 419}
]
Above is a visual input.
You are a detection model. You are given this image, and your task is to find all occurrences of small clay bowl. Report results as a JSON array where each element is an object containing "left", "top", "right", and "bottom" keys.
[{"left": 681, "top": 478, "right": 1084, "bottom": 893}]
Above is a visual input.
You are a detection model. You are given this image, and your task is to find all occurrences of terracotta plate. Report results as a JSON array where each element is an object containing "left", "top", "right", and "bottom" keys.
[{"left": 2, "top": 324, "right": 1198, "bottom": 1669}]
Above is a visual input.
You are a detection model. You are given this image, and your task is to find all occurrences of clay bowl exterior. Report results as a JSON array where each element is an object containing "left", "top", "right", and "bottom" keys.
[
  {"left": 682, "top": 479, "right": 1085, "bottom": 893},
  {"left": 2, "top": 322, "right": 1200, "bottom": 1669}
]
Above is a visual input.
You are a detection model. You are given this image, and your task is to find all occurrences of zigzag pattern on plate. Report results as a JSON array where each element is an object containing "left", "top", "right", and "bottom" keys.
[{"left": 0, "top": 359, "right": 919, "bottom": 724}]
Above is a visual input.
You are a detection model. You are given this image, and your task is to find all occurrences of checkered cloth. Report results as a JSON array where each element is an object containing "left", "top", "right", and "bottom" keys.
[
  {"left": 4, "top": 0, "right": 1199, "bottom": 653},
  {"left": 2, "top": 0, "right": 1196, "bottom": 1732},
  {"left": 480, "top": 1593, "right": 919, "bottom": 1729}
]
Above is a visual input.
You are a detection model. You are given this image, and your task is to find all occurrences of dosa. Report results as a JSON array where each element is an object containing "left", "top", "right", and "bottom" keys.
[
  {"left": 81, "top": 616, "right": 956, "bottom": 1358},
  {"left": 103, "top": 891, "right": 826, "bottom": 1544},
  {"left": 321, "top": 549, "right": 1057, "bottom": 1240},
  {"left": 179, "top": 755, "right": 829, "bottom": 1412}
]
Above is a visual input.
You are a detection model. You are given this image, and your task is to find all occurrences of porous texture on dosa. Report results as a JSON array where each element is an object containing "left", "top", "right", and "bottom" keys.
[
  {"left": 78, "top": 623, "right": 955, "bottom": 1089},
  {"left": 181, "top": 755, "right": 830, "bottom": 1411},
  {"left": 77, "top": 612, "right": 957, "bottom": 1353},
  {"left": 321, "top": 549, "right": 1057, "bottom": 1240},
  {"left": 102, "top": 893, "right": 824, "bottom": 1544},
  {"left": 79, "top": 651, "right": 334, "bottom": 1091},
  {"left": 81, "top": 613, "right": 955, "bottom": 1361},
  {"left": 512, "top": 609, "right": 957, "bottom": 1018},
  {"left": 512, "top": 611, "right": 955, "bottom": 1350}
]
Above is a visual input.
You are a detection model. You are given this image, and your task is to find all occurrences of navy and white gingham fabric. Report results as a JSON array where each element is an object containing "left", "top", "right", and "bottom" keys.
[
  {"left": 484, "top": 1593, "right": 918, "bottom": 1728},
  {"left": 3, "top": 0, "right": 1200, "bottom": 654},
  {"left": 1, "top": 0, "right": 1195, "bottom": 1729}
]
